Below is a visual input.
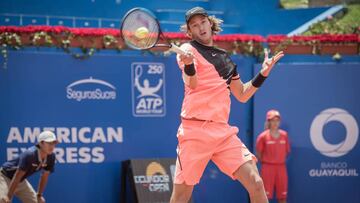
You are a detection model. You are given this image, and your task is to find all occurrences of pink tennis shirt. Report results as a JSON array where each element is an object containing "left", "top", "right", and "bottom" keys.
[{"left": 176, "top": 40, "right": 239, "bottom": 124}]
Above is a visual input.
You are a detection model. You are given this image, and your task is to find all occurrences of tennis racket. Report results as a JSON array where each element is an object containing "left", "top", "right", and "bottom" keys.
[{"left": 120, "top": 7, "right": 187, "bottom": 55}]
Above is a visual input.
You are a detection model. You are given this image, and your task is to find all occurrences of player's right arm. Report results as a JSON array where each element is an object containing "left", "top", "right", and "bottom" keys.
[
  {"left": 176, "top": 43, "right": 197, "bottom": 89},
  {"left": 256, "top": 150, "right": 262, "bottom": 161},
  {"left": 178, "top": 53, "right": 197, "bottom": 89},
  {"left": 256, "top": 134, "right": 265, "bottom": 162},
  {"left": 6, "top": 169, "right": 26, "bottom": 200},
  {"left": 5, "top": 151, "right": 31, "bottom": 201}
]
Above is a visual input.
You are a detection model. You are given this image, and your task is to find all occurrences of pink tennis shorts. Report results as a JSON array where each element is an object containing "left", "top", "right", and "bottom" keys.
[{"left": 174, "top": 119, "right": 256, "bottom": 185}]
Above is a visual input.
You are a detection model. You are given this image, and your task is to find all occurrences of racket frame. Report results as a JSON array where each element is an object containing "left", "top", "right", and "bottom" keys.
[{"left": 120, "top": 7, "right": 186, "bottom": 55}]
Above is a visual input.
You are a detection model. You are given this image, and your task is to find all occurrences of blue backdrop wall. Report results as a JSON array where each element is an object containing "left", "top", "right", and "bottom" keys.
[
  {"left": 0, "top": 49, "right": 255, "bottom": 203},
  {"left": 253, "top": 62, "right": 360, "bottom": 203},
  {"left": 1, "top": 49, "right": 359, "bottom": 203}
]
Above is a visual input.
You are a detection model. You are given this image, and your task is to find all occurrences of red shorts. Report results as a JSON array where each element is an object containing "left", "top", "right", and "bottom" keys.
[
  {"left": 261, "top": 163, "right": 288, "bottom": 200},
  {"left": 174, "top": 119, "right": 256, "bottom": 185}
]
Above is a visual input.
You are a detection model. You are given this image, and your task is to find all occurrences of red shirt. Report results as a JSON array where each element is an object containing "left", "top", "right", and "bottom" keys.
[{"left": 256, "top": 129, "right": 290, "bottom": 164}]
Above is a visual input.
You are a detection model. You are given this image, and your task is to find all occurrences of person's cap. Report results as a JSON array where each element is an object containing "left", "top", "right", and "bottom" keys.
[
  {"left": 266, "top": 110, "right": 281, "bottom": 120},
  {"left": 38, "top": 131, "right": 58, "bottom": 144},
  {"left": 185, "top": 7, "right": 208, "bottom": 23}
]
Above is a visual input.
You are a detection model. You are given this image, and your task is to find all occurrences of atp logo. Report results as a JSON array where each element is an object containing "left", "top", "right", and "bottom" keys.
[
  {"left": 131, "top": 62, "right": 166, "bottom": 117},
  {"left": 310, "top": 108, "right": 359, "bottom": 157}
]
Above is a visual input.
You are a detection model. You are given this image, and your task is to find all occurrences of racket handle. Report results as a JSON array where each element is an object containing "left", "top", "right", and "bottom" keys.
[{"left": 169, "top": 43, "right": 187, "bottom": 55}]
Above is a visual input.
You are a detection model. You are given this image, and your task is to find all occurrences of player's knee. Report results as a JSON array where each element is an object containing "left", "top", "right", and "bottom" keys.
[
  {"left": 248, "top": 173, "right": 264, "bottom": 195},
  {"left": 254, "top": 176, "right": 264, "bottom": 191}
]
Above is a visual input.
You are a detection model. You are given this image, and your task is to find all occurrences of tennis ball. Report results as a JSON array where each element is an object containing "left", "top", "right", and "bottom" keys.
[{"left": 135, "top": 27, "right": 149, "bottom": 39}]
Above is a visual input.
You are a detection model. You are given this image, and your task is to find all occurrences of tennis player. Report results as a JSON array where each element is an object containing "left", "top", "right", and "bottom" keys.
[{"left": 170, "top": 7, "right": 284, "bottom": 203}]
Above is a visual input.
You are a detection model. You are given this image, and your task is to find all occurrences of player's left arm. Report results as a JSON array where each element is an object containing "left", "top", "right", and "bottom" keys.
[
  {"left": 37, "top": 171, "right": 49, "bottom": 203},
  {"left": 230, "top": 50, "right": 284, "bottom": 103},
  {"left": 37, "top": 155, "right": 55, "bottom": 203},
  {"left": 286, "top": 132, "right": 291, "bottom": 156}
]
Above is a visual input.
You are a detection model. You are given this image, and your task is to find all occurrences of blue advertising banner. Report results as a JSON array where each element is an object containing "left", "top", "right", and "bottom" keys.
[
  {"left": 0, "top": 50, "right": 253, "bottom": 203},
  {"left": 253, "top": 63, "right": 360, "bottom": 203}
]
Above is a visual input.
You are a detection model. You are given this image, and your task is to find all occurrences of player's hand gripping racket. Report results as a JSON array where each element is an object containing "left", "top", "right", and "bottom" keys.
[{"left": 120, "top": 7, "right": 187, "bottom": 55}]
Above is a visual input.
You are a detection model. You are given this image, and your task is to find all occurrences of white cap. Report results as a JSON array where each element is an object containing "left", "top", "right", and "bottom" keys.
[{"left": 38, "top": 131, "right": 58, "bottom": 144}]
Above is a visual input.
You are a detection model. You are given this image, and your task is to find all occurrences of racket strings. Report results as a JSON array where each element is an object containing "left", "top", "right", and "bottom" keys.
[{"left": 122, "top": 10, "right": 160, "bottom": 49}]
